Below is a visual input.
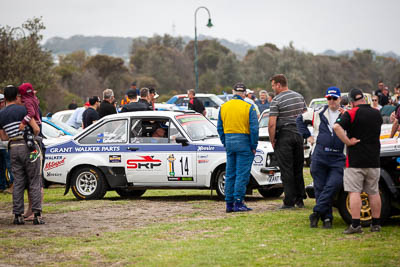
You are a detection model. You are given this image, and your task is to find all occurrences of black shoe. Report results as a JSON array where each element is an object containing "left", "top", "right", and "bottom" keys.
[
  {"left": 370, "top": 225, "right": 381, "bottom": 232},
  {"left": 322, "top": 219, "right": 332, "bottom": 229},
  {"left": 295, "top": 200, "right": 305, "bottom": 208},
  {"left": 13, "top": 215, "right": 24, "bottom": 225},
  {"left": 279, "top": 204, "right": 295, "bottom": 210},
  {"left": 309, "top": 212, "right": 319, "bottom": 228},
  {"left": 343, "top": 225, "right": 363, "bottom": 234},
  {"left": 33, "top": 213, "right": 45, "bottom": 225}
]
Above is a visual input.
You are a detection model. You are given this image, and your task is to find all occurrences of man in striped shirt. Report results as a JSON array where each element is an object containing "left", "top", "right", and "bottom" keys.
[
  {"left": 0, "top": 85, "right": 43, "bottom": 225},
  {"left": 268, "top": 74, "right": 307, "bottom": 209}
]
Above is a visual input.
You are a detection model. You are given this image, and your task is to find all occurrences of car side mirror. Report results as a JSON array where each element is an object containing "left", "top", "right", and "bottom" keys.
[{"left": 176, "top": 136, "right": 189, "bottom": 146}]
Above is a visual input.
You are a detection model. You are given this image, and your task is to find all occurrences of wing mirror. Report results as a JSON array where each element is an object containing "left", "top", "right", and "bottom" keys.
[{"left": 175, "top": 136, "right": 189, "bottom": 146}]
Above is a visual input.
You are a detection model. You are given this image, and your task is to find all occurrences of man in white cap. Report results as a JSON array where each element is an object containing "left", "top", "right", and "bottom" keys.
[{"left": 244, "top": 89, "right": 260, "bottom": 117}]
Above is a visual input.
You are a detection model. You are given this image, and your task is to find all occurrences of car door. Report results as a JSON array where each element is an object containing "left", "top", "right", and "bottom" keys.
[{"left": 125, "top": 117, "right": 197, "bottom": 185}]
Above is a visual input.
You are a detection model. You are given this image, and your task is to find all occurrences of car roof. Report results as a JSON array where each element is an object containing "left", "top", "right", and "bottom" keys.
[
  {"left": 175, "top": 93, "right": 216, "bottom": 98},
  {"left": 101, "top": 110, "right": 198, "bottom": 120}
]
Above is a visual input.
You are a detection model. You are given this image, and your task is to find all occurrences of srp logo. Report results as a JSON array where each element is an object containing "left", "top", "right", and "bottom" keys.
[{"left": 127, "top": 156, "right": 161, "bottom": 169}]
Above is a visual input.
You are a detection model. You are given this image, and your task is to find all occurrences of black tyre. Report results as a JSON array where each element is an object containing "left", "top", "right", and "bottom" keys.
[
  {"left": 337, "top": 185, "right": 391, "bottom": 226},
  {"left": 258, "top": 187, "right": 284, "bottom": 198},
  {"left": 116, "top": 188, "right": 146, "bottom": 198},
  {"left": 71, "top": 167, "right": 107, "bottom": 200},
  {"left": 215, "top": 169, "right": 226, "bottom": 199}
]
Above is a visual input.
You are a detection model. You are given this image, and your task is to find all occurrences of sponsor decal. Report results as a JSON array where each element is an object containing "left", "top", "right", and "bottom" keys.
[
  {"left": 44, "top": 157, "right": 66, "bottom": 171},
  {"left": 198, "top": 159, "right": 209, "bottom": 164},
  {"left": 167, "top": 154, "right": 176, "bottom": 176},
  {"left": 127, "top": 156, "right": 161, "bottom": 170},
  {"left": 256, "top": 149, "right": 264, "bottom": 154},
  {"left": 97, "top": 133, "right": 104, "bottom": 143},
  {"left": 197, "top": 145, "right": 215, "bottom": 152},
  {"left": 46, "top": 172, "right": 62, "bottom": 177},
  {"left": 49, "top": 146, "right": 120, "bottom": 153},
  {"left": 198, "top": 155, "right": 208, "bottom": 159},
  {"left": 109, "top": 155, "right": 121, "bottom": 163},
  {"left": 253, "top": 155, "right": 263, "bottom": 164},
  {"left": 168, "top": 177, "right": 194, "bottom": 181},
  {"left": 45, "top": 155, "right": 63, "bottom": 160}
]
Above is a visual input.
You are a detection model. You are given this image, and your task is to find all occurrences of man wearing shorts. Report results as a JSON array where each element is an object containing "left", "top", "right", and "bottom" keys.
[{"left": 334, "top": 88, "right": 383, "bottom": 234}]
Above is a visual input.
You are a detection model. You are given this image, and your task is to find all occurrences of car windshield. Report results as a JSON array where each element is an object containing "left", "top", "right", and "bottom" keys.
[
  {"left": 208, "top": 95, "right": 225, "bottom": 106},
  {"left": 49, "top": 118, "right": 80, "bottom": 135},
  {"left": 259, "top": 112, "right": 269, "bottom": 128},
  {"left": 175, "top": 114, "right": 219, "bottom": 141},
  {"left": 42, "top": 121, "right": 64, "bottom": 138}
]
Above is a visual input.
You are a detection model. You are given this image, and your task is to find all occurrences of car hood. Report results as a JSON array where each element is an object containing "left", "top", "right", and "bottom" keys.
[{"left": 43, "top": 135, "right": 73, "bottom": 147}]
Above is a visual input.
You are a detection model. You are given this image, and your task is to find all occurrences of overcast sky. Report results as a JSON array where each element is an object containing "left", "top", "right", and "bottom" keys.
[{"left": 1, "top": 0, "right": 399, "bottom": 54}]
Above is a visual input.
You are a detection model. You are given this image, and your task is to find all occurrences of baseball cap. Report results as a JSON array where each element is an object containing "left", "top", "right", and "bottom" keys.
[
  {"left": 18, "top": 83, "right": 34, "bottom": 96},
  {"left": 233, "top": 82, "right": 246, "bottom": 92},
  {"left": 325, "top": 87, "right": 341, "bottom": 98},
  {"left": 0, "top": 94, "right": 4, "bottom": 101},
  {"left": 246, "top": 89, "right": 254, "bottom": 94},
  {"left": 349, "top": 88, "right": 364, "bottom": 102}
]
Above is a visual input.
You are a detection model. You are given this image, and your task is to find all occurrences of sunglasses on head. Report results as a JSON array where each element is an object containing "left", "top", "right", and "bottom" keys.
[{"left": 326, "top": 96, "right": 338, "bottom": 101}]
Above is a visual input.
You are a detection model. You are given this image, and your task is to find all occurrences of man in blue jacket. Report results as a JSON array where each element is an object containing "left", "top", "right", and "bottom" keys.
[
  {"left": 297, "top": 87, "right": 345, "bottom": 228},
  {"left": 217, "top": 82, "right": 259, "bottom": 212}
]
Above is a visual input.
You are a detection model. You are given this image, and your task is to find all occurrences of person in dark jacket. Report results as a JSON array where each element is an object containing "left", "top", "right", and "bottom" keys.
[
  {"left": 139, "top": 88, "right": 153, "bottom": 111},
  {"left": 121, "top": 89, "right": 149, "bottom": 113},
  {"left": 187, "top": 89, "right": 206, "bottom": 116},
  {"left": 98, "top": 89, "right": 117, "bottom": 119},
  {"left": 297, "top": 87, "right": 345, "bottom": 229}
]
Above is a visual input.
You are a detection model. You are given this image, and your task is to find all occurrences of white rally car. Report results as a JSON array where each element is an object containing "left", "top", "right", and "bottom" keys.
[{"left": 44, "top": 111, "right": 281, "bottom": 200}]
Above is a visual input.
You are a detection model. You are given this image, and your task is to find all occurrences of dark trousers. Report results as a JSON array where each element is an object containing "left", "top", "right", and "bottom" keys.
[
  {"left": 310, "top": 159, "right": 343, "bottom": 220},
  {"left": 274, "top": 130, "right": 306, "bottom": 206},
  {"left": 9, "top": 141, "right": 42, "bottom": 215}
]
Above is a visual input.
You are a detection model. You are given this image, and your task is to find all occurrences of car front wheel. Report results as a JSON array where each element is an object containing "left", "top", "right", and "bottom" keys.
[
  {"left": 337, "top": 185, "right": 391, "bottom": 226},
  {"left": 71, "top": 167, "right": 107, "bottom": 200}
]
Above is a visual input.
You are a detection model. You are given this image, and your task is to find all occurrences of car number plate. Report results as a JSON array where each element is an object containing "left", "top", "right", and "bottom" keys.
[{"left": 267, "top": 173, "right": 281, "bottom": 184}]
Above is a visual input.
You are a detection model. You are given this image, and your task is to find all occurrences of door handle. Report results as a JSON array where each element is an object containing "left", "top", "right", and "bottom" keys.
[{"left": 127, "top": 147, "right": 139, "bottom": 151}]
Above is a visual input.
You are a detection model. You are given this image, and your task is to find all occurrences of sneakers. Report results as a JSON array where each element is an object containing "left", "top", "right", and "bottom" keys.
[
  {"left": 309, "top": 212, "right": 319, "bottom": 228},
  {"left": 322, "top": 219, "right": 332, "bottom": 229},
  {"left": 370, "top": 224, "right": 381, "bottom": 232},
  {"left": 13, "top": 215, "right": 25, "bottom": 225},
  {"left": 343, "top": 225, "right": 363, "bottom": 234},
  {"left": 226, "top": 202, "right": 234, "bottom": 213},
  {"left": 233, "top": 201, "right": 252, "bottom": 212}
]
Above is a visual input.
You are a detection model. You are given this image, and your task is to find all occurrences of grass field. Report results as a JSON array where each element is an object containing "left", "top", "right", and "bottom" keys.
[{"left": 0, "top": 169, "right": 399, "bottom": 266}]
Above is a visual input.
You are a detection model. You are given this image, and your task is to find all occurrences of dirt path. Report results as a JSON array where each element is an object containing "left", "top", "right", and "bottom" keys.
[{"left": 0, "top": 195, "right": 281, "bottom": 239}]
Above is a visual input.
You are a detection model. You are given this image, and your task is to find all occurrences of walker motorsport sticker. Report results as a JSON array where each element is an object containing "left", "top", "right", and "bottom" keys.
[
  {"left": 44, "top": 156, "right": 66, "bottom": 171},
  {"left": 109, "top": 155, "right": 121, "bottom": 163}
]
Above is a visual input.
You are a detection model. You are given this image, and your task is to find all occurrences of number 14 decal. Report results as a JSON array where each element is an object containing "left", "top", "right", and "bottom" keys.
[{"left": 167, "top": 154, "right": 192, "bottom": 177}]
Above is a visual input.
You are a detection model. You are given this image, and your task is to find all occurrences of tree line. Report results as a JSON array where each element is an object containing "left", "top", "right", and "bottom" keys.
[{"left": 1, "top": 18, "right": 400, "bottom": 112}]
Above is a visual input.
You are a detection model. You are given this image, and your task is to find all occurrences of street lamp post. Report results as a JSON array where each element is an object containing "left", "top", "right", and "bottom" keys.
[{"left": 194, "top": 6, "right": 213, "bottom": 92}]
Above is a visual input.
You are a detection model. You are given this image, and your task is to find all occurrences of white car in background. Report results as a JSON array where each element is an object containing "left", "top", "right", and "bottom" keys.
[
  {"left": 52, "top": 110, "right": 75, "bottom": 124},
  {"left": 44, "top": 111, "right": 282, "bottom": 200}
]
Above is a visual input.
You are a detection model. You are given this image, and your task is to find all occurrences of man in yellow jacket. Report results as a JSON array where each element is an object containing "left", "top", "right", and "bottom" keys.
[{"left": 217, "top": 82, "right": 259, "bottom": 212}]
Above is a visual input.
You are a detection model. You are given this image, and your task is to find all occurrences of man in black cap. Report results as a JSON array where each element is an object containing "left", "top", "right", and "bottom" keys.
[
  {"left": 82, "top": 96, "right": 100, "bottom": 129},
  {"left": 334, "top": 88, "right": 383, "bottom": 234},
  {"left": 217, "top": 82, "right": 259, "bottom": 212},
  {"left": 121, "top": 89, "right": 149, "bottom": 113}
]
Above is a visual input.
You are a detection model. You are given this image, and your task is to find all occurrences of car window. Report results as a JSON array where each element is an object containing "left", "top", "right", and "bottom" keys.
[
  {"left": 175, "top": 97, "right": 188, "bottom": 107},
  {"left": 79, "top": 119, "right": 128, "bottom": 144},
  {"left": 259, "top": 112, "right": 269, "bottom": 128},
  {"left": 175, "top": 114, "right": 218, "bottom": 141},
  {"left": 130, "top": 118, "right": 169, "bottom": 144}
]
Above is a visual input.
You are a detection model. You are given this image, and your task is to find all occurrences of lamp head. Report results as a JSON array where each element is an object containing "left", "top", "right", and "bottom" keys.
[{"left": 206, "top": 18, "right": 213, "bottom": 28}]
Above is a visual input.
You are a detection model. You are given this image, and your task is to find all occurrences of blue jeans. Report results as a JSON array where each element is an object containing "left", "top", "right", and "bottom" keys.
[
  {"left": 0, "top": 149, "right": 14, "bottom": 189},
  {"left": 310, "top": 159, "right": 343, "bottom": 220},
  {"left": 224, "top": 134, "right": 254, "bottom": 203}
]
